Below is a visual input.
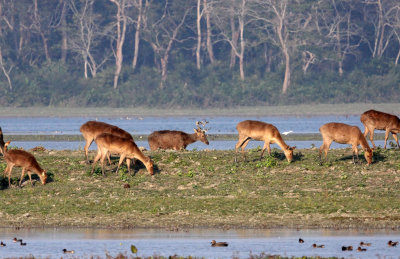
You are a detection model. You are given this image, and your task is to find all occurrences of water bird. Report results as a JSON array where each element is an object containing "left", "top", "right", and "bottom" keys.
[
  {"left": 388, "top": 240, "right": 399, "bottom": 247},
  {"left": 12, "top": 238, "right": 22, "bottom": 243},
  {"left": 312, "top": 243, "right": 324, "bottom": 248},
  {"left": 282, "top": 130, "right": 293, "bottom": 135},
  {"left": 342, "top": 246, "right": 353, "bottom": 251},
  {"left": 298, "top": 238, "right": 304, "bottom": 243},
  {"left": 357, "top": 246, "right": 367, "bottom": 252},
  {"left": 359, "top": 241, "right": 371, "bottom": 246},
  {"left": 0, "top": 242, "right": 6, "bottom": 247},
  {"left": 63, "top": 248, "right": 75, "bottom": 254},
  {"left": 19, "top": 241, "right": 26, "bottom": 246},
  {"left": 211, "top": 240, "right": 228, "bottom": 247}
]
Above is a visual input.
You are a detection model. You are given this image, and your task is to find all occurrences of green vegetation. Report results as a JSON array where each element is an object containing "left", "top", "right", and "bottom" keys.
[{"left": 1, "top": 147, "right": 399, "bottom": 229}]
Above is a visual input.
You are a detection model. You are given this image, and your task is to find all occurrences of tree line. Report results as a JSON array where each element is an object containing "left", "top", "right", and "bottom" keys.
[{"left": 0, "top": 0, "right": 399, "bottom": 107}]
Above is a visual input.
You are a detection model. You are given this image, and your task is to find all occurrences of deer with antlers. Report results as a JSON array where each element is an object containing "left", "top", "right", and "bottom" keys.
[{"left": 148, "top": 121, "right": 210, "bottom": 151}]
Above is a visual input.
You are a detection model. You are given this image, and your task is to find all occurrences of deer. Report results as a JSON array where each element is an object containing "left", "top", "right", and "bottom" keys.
[
  {"left": 2, "top": 141, "right": 47, "bottom": 187},
  {"left": 91, "top": 133, "right": 154, "bottom": 176},
  {"left": 319, "top": 122, "right": 373, "bottom": 165},
  {"left": 235, "top": 120, "right": 296, "bottom": 163},
  {"left": 0, "top": 127, "right": 5, "bottom": 155},
  {"left": 360, "top": 109, "right": 400, "bottom": 149},
  {"left": 80, "top": 120, "right": 133, "bottom": 164},
  {"left": 148, "top": 121, "right": 209, "bottom": 151}
]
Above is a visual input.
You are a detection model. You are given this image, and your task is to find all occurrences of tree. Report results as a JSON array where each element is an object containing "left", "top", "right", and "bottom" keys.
[
  {"left": 110, "top": 0, "right": 130, "bottom": 89},
  {"left": 212, "top": 0, "right": 249, "bottom": 80},
  {"left": 249, "top": 0, "right": 306, "bottom": 93},
  {"left": 68, "top": 0, "right": 112, "bottom": 79},
  {"left": 142, "top": 0, "right": 191, "bottom": 88}
]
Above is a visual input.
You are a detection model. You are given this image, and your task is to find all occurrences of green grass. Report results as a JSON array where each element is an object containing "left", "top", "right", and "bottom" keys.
[{"left": 0, "top": 147, "right": 400, "bottom": 229}]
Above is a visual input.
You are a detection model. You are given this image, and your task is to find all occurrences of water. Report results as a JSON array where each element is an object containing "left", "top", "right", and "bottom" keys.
[
  {"left": 0, "top": 115, "right": 364, "bottom": 135},
  {"left": 0, "top": 228, "right": 399, "bottom": 258},
  {"left": 0, "top": 115, "right": 390, "bottom": 150}
]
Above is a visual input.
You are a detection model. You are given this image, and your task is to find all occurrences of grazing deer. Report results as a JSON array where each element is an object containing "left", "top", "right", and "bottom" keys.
[
  {"left": 92, "top": 133, "right": 154, "bottom": 176},
  {"left": 319, "top": 122, "right": 373, "bottom": 165},
  {"left": 148, "top": 121, "right": 209, "bottom": 151},
  {"left": 235, "top": 120, "right": 296, "bottom": 163},
  {"left": 80, "top": 121, "right": 133, "bottom": 163},
  {"left": 360, "top": 109, "right": 400, "bottom": 149},
  {"left": 2, "top": 141, "right": 47, "bottom": 187},
  {"left": 0, "top": 127, "right": 5, "bottom": 155}
]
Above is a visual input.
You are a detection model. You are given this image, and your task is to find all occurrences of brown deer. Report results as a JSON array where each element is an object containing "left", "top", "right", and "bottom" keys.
[
  {"left": 0, "top": 127, "right": 5, "bottom": 155},
  {"left": 319, "top": 122, "right": 373, "bottom": 165},
  {"left": 360, "top": 109, "right": 400, "bottom": 149},
  {"left": 148, "top": 121, "right": 209, "bottom": 151},
  {"left": 92, "top": 133, "right": 154, "bottom": 176},
  {"left": 2, "top": 141, "right": 47, "bottom": 187},
  {"left": 235, "top": 120, "right": 296, "bottom": 163},
  {"left": 80, "top": 121, "right": 133, "bottom": 163}
]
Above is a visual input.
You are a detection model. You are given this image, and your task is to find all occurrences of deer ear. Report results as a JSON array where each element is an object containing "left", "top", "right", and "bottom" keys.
[
  {"left": 291, "top": 146, "right": 296, "bottom": 150},
  {"left": 4, "top": 141, "right": 11, "bottom": 150}
]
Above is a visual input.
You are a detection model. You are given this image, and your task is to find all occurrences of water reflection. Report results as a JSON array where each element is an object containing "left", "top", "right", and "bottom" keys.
[{"left": 0, "top": 228, "right": 399, "bottom": 258}]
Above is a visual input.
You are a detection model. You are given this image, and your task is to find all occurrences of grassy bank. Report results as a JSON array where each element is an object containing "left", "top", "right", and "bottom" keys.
[
  {"left": 1, "top": 146, "right": 400, "bottom": 229},
  {"left": 0, "top": 103, "right": 399, "bottom": 117}
]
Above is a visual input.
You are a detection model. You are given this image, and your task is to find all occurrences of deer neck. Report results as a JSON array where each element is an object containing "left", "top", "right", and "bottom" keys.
[
  {"left": 188, "top": 133, "right": 200, "bottom": 144},
  {"left": 359, "top": 134, "right": 371, "bottom": 152},
  {"left": 273, "top": 134, "right": 290, "bottom": 151}
]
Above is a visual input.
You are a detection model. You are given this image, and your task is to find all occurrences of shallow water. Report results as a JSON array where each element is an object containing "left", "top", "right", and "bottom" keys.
[
  {"left": 0, "top": 228, "right": 399, "bottom": 258},
  {"left": 0, "top": 115, "right": 363, "bottom": 135}
]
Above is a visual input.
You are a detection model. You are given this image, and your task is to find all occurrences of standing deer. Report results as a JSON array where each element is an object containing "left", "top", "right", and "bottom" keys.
[
  {"left": 360, "top": 109, "right": 400, "bottom": 149},
  {"left": 2, "top": 141, "right": 47, "bottom": 187},
  {"left": 148, "top": 121, "right": 209, "bottom": 151},
  {"left": 319, "top": 122, "right": 373, "bottom": 165},
  {"left": 92, "top": 133, "right": 154, "bottom": 176},
  {"left": 235, "top": 120, "right": 296, "bottom": 163},
  {"left": 80, "top": 121, "right": 133, "bottom": 163},
  {"left": 0, "top": 127, "right": 5, "bottom": 155}
]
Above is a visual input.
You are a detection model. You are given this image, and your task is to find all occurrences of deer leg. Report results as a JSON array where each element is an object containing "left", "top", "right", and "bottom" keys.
[
  {"left": 28, "top": 171, "right": 33, "bottom": 186},
  {"left": 366, "top": 128, "right": 376, "bottom": 149},
  {"left": 4, "top": 164, "right": 13, "bottom": 187},
  {"left": 100, "top": 152, "right": 108, "bottom": 176},
  {"left": 319, "top": 139, "right": 332, "bottom": 163},
  {"left": 392, "top": 132, "right": 400, "bottom": 149},
  {"left": 384, "top": 129, "right": 390, "bottom": 149},
  {"left": 363, "top": 126, "right": 368, "bottom": 137},
  {"left": 126, "top": 158, "right": 131, "bottom": 173},
  {"left": 84, "top": 139, "right": 94, "bottom": 164},
  {"left": 19, "top": 168, "right": 26, "bottom": 187},
  {"left": 107, "top": 152, "right": 112, "bottom": 165},
  {"left": 352, "top": 145, "right": 359, "bottom": 164},
  {"left": 260, "top": 141, "right": 271, "bottom": 160},
  {"left": 91, "top": 150, "right": 102, "bottom": 175},
  {"left": 115, "top": 154, "right": 126, "bottom": 174},
  {"left": 235, "top": 136, "right": 250, "bottom": 162}
]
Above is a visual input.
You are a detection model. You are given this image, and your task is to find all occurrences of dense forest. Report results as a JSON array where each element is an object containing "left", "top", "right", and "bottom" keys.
[{"left": 0, "top": 0, "right": 399, "bottom": 107}]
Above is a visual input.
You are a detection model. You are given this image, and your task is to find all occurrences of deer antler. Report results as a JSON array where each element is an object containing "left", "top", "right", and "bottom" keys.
[{"left": 196, "top": 120, "right": 210, "bottom": 133}]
